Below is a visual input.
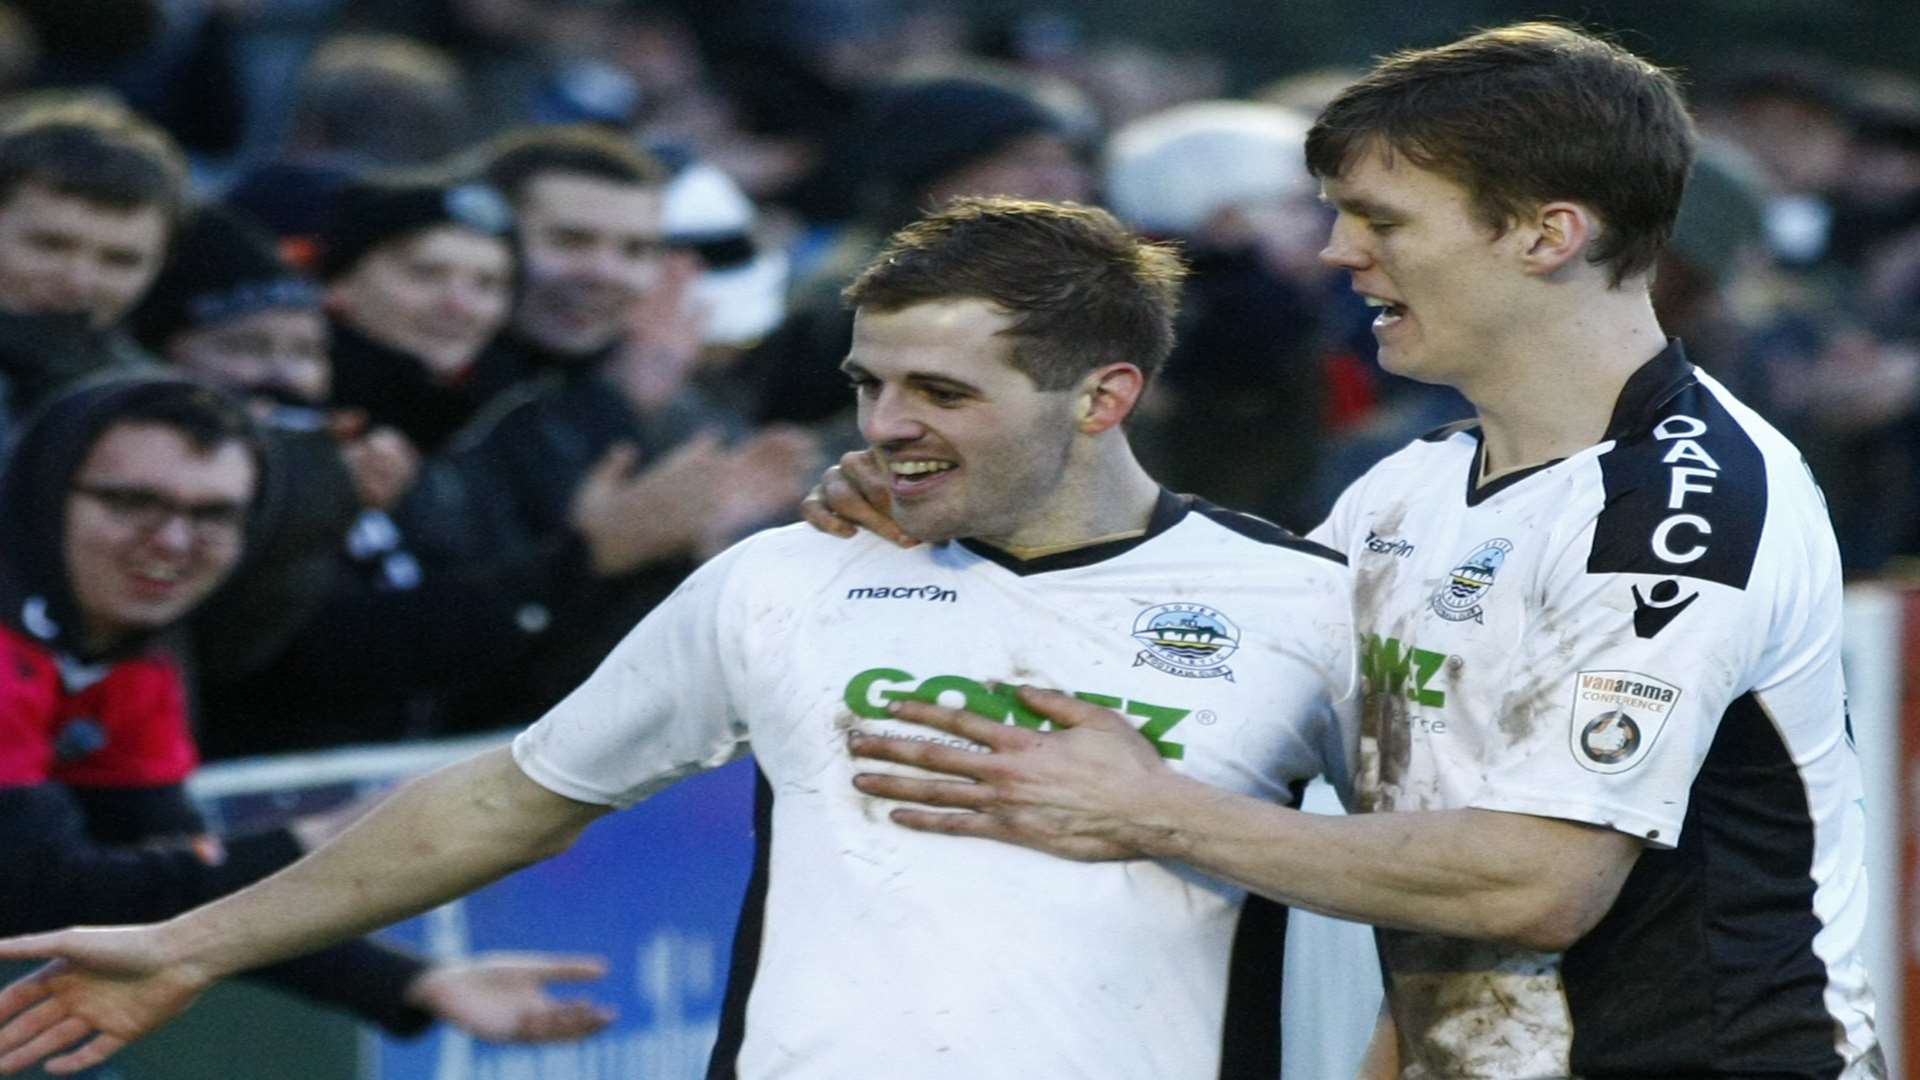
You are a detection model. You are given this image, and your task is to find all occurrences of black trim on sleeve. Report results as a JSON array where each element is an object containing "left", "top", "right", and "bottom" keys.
[
  {"left": 1216, "top": 776, "right": 1306, "bottom": 1079},
  {"left": 706, "top": 765, "right": 775, "bottom": 1079},
  {"left": 1563, "top": 692, "right": 1841, "bottom": 1078}
]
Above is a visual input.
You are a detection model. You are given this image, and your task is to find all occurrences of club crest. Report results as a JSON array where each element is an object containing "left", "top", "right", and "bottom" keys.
[
  {"left": 1132, "top": 603, "right": 1239, "bottom": 681},
  {"left": 1431, "top": 538, "right": 1513, "bottom": 623}
]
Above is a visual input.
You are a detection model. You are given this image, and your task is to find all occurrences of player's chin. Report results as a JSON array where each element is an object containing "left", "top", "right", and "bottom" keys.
[{"left": 891, "top": 508, "right": 964, "bottom": 545}]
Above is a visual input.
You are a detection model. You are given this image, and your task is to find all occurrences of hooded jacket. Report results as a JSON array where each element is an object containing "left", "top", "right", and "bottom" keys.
[{"left": 0, "top": 376, "right": 434, "bottom": 1035}]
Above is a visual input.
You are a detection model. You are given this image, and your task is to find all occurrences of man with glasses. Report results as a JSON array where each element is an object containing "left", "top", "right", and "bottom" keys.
[{"left": 0, "top": 376, "right": 614, "bottom": 1046}]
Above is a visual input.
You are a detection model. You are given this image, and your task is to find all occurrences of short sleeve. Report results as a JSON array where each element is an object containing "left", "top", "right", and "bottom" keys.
[
  {"left": 1465, "top": 516, "right": 1766, "bottom": 847},
  {"left": 512, "top": 540, "right": 755, "bottom": 808}
]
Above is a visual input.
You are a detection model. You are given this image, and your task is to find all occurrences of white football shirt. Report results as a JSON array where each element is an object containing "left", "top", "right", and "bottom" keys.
[{"left": 515, "top": 491, "right": 1358, "bottom": 1080}]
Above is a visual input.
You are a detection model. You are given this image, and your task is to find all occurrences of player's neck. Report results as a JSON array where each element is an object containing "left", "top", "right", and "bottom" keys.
[
  {"left": 1469, "top": 289, "right": 1667, "bottom": 483},
  {"left": 981, "top": 438, "right": 1162, "bottom": 559}
]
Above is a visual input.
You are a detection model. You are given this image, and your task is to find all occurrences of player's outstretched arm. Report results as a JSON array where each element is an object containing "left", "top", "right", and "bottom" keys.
[
  {"left": 0, "top": 747, "right": 609, "bottom": 1074},
  {"left": 852, "top": 687, "right": 1642, "bottom": 951},
  {"left": 797, "top": 449, "right": 918, "bottom": 546}
]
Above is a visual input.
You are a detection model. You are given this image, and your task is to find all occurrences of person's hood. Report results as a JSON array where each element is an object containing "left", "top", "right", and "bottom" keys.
[{"left": 0, "top": 376, "right": 265, "bottom": 663}]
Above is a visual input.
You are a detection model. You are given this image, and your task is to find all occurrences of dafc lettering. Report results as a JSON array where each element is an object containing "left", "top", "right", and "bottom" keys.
[
  {"left": 1360, "top": 634, "right": 1447, "bottom": 707},
  {"left": 1650, "top": 415, "right": 1720, "bottom": 565},
  {"left": 843, "top": 668, "right": 1188, "bottom": 759},
  {"left": 846, "top": 585, "right": 959, "bottom": 602}
]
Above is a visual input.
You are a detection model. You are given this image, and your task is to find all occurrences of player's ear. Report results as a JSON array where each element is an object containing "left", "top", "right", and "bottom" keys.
[
  {"left": 1076, "top": 363, "right": 1144, "bottom": 434},
  {"left": 1520, "top": 200, "right": 1593, "bottom": 276}
]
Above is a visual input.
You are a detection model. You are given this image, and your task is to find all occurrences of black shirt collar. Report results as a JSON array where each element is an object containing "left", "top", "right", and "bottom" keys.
[
  {"left": 956, "top": 488, "right": 1189, "bottom": 576},
  {"left": 1601, "top": 338, "right": 1695, "bottom": 443},
  {"left": 1464, "top": 338, "right": 1695, "bottom": 505}
]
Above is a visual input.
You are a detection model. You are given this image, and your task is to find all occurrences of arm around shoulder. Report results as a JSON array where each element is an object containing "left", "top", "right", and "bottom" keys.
[{"left": 1130, "top": 773, "right": 1643, "bottom": 951}]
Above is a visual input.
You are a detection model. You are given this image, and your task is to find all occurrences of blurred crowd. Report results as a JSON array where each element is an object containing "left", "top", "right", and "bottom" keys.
[{"left": 0, "top": 0, "right": 1915, "bottom": 769}]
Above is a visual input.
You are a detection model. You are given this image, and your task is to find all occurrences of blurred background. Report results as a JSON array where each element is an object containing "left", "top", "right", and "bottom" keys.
[{"left": 1, "top": 0, "right": 1917, "bottom": 1077}]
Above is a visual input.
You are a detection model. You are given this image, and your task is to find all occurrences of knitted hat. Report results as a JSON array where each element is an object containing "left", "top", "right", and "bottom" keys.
[
  {"left": 129, "top": 203, "right": 320, "bottom": 352},
  {"left": 317, "top": 178, "right": 514, "bottom": 281}
]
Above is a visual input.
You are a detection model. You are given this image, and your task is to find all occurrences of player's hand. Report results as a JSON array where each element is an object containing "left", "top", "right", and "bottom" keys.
[
  {"left": 848, "top": 686, "right": 1168, "bottom": 861},
  {"left": 797, "top": 449, "right": 916, "bottom": 547},
  {"left": 0, "top": 926, "right": 211, "bottom": 1075},
  {"left": 404, "top": 952, "right": 615, "bottom": 1043}
]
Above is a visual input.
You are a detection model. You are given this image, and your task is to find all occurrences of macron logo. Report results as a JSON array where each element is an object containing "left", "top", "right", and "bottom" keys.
[
  {"left": 847, "top": 585, "right": 958, "bottom": 603},
  {"left": 1630, "top": 579, "right": 1698, "bottom": 639},
  {"left": 1365, "top": 530, "right": 1415, "bottom": 558}
]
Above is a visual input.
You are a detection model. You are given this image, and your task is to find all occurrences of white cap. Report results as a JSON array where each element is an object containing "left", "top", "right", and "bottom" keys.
[
  {"left": 1103, "top": 101, "right": 1315, "bottom": 237},
  {"left": 664, "top": 162, "right": 789, "bottom": 347},
  {"left": 664, "top": 161, "right": 756, "bottom": 238}
]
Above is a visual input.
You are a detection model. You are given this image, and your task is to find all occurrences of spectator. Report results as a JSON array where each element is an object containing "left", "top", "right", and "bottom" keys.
[
  {"left": 225, "top": 33, "right": 470, "bottom": 245},
  {"left": 319, "top": 175, "right": 517, "bottom": 454},
  {"left": 1695, "top": 56, "right": 1854, "bottom": 268},
  {"left": 395, "top": 124, "right": 819, "bottom": 726},
  {"left": 656, "top": 151, "right": 792, "bottom": 418},
  {"left": 0, "top": 98, "right": 185, "bottom": 451},
  {"left": 0, "top": 375, "right": 612, "bottom": 1043},
  {"left": 130, "top": 201, "right": 397, "bottom": 688},
  {"left": 1102, "top": 99, "right": 1331, "bottom": 529},
  {"left": 132, "top": 202, "right": 719, "bottom": 755}
]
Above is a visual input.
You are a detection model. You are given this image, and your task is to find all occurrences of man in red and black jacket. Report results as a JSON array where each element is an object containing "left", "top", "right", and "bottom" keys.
[{"left": 0, "top": 376, "right": 613, "bottom": 1042}]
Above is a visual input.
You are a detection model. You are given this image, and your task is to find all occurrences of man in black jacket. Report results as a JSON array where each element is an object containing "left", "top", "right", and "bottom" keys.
[
  {"left": 398, "top": 126, "right": 818, "bottom": 726},
  {"left": 0, "top": 98, "right": 180, "bottom": 453}
]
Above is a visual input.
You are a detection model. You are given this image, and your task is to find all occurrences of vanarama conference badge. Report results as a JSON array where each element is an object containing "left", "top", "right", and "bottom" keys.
[
  {"left": 1132, "top": 603, "right": 1239, "bottom": 681},
  {"left": 1569, "top": 669, "right": 1681, "bottom": 773}
]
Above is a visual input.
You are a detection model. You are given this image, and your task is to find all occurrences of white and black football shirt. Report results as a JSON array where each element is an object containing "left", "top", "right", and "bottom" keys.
[
  {"left": 1311, "top": 341, "right": 1880, "bottom": 1079},
  {"left": 515, "top": 491, "right": 1358, "bottom": 1080}
]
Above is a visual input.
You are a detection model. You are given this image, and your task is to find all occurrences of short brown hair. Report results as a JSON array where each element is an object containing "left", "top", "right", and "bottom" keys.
[
  {"left": 1306, "top": 22, "right": 1694, "bottom": 286},
  {"left": 0, "top": 98, "right": 188, "bottom": 221},
  {"left": 479, "top": 125, "right": 667, "bottom": 204},
  {"left": 843, "top": 196, "right": 1188, "bottom": 390}
]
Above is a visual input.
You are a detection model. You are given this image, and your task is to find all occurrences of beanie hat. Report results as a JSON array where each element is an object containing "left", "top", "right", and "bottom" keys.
[
  {"left": 860, "top": 76, "right": 1061, "bottom": 204},
  {"left": 129, "top": 203, "right": 320, "bottom": 352},
  {"left": 317, "top": 178, "right": 514, "bottom": 282}
]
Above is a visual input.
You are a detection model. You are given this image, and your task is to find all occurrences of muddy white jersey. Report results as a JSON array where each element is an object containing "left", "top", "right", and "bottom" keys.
[
  {"left": 1310, "top": 342, "right": 1879, "bottom": 1079},
  {"left": 515, "top": 490, "right": 1358, "bottom": 1080}
]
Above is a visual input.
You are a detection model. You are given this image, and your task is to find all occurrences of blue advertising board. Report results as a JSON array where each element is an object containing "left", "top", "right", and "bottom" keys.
[
  {"left": 371, "top": 758, "right": 755, "bottom": 1080},
  {"left": 157, "top": 740, "right": 759, "bottom": 1080}
]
